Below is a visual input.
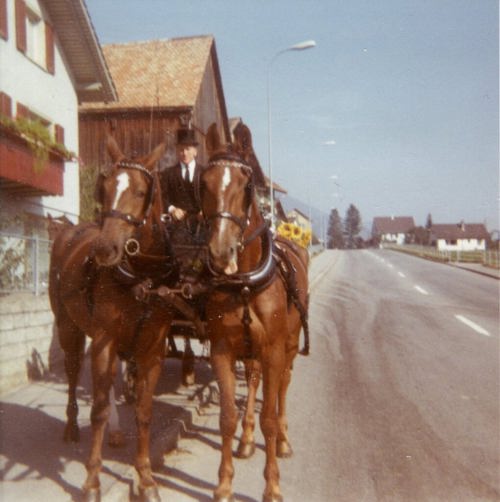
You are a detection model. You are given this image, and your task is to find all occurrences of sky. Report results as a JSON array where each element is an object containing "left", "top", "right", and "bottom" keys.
[{"left": 85, "top": 0, "right": 499, "bottom": 234}]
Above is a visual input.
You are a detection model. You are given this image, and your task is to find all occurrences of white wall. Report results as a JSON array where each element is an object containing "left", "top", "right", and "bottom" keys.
[
  {"left": 436, "top": 239, "right": 486, "bottom": 251},
  {"left": 0, "top": 0, "right": 80, "bottom": 223}
]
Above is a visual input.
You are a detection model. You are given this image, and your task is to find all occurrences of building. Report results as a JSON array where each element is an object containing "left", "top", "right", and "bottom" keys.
[
  {"left": 372, "top": 216, "right": 415, "bottom": 245},
  {"left": 0, "top": 0, "right": 116, "bottom": 230},
  {"left": 430, "top": 222, "right": 489, "bottom": 251},
  {"left": 79, "top": 36, "right": 230, "bottom": 169},
  {"left": 0, "top": 0, "right": 116, "bottom": 393}
]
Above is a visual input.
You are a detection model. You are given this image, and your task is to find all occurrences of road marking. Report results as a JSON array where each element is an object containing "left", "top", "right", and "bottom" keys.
[
  {"left": 455, "top": 315, "right": 491, "bottom": 337},
  {"left": 398, "top": 271, "right": 406, "bottom": 278},
  {"left": 414, "top": 285, "right": 429, "bottom": 295}
]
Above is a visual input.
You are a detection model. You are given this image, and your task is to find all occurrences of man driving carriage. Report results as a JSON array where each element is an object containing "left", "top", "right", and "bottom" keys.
[
  {"left": 160, "top": 127, "right": 205, "bottom": 247},
  {"left": 159, "top": 127, "right": 208, "bottom": 383}
]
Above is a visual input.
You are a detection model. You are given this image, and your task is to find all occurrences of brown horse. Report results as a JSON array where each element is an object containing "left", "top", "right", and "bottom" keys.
[
  {"left": 47, "top": 214, "right": 126, "bottom": 448},
  {"left": 49, "top": 137, "right": 175, "bottom": 502},
  {"left": 200, "top": 125, "right": 309, "bottom": 502}
]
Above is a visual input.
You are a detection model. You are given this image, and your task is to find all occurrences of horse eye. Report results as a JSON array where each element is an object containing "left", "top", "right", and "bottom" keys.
[{"left": 135, "top": 190, "right": 146, "bottom": 198}]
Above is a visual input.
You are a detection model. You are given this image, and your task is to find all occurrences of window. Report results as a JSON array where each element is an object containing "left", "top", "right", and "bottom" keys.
[
  {"left": 25, "top": 8, "right": 45, "bottom": 67},
  {"left": 15, "top": 0, "right": 54, "bottom": 73},
  {"left": 0, "top": 0, "right": 7, "bottom": 40}
]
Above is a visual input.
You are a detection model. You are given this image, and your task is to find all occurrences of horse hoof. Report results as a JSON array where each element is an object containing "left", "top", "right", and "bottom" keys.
[
  {"left": 82, "top": 487, "right": 101, "bottom": 502},
  {"left": 235, "top": 441, "right": 256, "bottom": 458},
  {"left": 107, "top": 430, "right": 126, "bottom": 448},
  {"left": 139, "top": 485, "right": 161, "bottom": 502},
  {"left": 262, "top": 494, "right": 283, "bottom": 502},
  {"left": 214, "top": 494, "right": 235, "bottom": 502},
  {"left": 276, "top": 440, "right": 293, "bottom": 458}
]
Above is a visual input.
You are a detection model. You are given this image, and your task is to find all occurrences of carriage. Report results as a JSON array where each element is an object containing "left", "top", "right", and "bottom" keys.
[{"left": 49, "top": 127, "right": 309, "bottom": 502}]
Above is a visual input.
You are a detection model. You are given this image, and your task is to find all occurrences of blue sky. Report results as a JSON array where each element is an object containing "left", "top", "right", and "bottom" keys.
[{"left": 86, "top": 0, "right": 499, "bottom": 233}]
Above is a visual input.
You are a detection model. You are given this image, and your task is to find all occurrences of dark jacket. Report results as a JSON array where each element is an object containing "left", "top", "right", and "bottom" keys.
[{"left": 160, "top": 162, "right": 204, "bottom": 215}]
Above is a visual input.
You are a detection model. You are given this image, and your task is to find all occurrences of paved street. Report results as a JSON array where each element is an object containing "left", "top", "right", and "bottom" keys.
[{"left": 1, "top": 250, "right": 499, "bottom": 501}]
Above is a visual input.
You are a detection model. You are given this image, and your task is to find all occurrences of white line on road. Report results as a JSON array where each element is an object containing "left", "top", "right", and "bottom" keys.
[
  {"left": 455, "top": 315, "right": 491, "bottom": 337},
  {"left": 398, "top": 271, "right": 406, "bottom": 278},
  {"left": 414, "top": 285, "right": 429, "bottom": 295}
]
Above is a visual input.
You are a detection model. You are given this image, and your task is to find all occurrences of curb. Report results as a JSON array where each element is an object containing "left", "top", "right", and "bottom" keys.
[{"left": 447, "top": 263, "right": 500, "bottom": 281}]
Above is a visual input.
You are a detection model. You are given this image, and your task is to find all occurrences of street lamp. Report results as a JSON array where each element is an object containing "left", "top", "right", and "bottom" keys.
[{"left": 267, "top": 39, "right": 316, "bottom": 229}]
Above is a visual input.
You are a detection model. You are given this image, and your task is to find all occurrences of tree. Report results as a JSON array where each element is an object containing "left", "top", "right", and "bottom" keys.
[
  {"left": 79, "top": 164, "right": 100, "bottom": 222},
  {"left": 327, "top": 208, "right": 344, "bottom": 249},
  {"left": 425, "top": 213, "right": 433, "bottom": 229},
  {"left": 344, "top": 204, "right": 362, "bottom": 249}
]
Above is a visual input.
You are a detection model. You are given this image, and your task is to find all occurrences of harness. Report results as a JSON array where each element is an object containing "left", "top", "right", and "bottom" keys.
[{"left": 199, "top": 156, "right": 310, "bottom": 359}]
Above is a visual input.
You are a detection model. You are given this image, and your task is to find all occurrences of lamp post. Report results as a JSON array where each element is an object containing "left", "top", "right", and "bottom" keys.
[{"left": 267, "top": 39, "right": 316, "bottom": 229}]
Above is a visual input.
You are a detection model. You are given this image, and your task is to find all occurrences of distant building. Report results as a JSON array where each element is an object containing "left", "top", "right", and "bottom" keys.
[
  {"left": 430, "top": 222, "right": 489, "bottom": 251},
  {"left": 372, "top": 216, "right": 415, "bottom": 245}
]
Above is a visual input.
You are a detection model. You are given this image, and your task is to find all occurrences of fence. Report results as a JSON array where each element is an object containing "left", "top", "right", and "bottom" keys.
[
  {"left": 0, "top": 231, "right": 52, "bottom": 295},
  {"left": 384, "top": 244, "right": 500, "bottom": 268}
]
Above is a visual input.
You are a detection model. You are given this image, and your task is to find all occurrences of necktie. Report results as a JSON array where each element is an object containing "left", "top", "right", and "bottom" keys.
[{"left": 183, "top": 165, "right": 190, "bottom": 183}]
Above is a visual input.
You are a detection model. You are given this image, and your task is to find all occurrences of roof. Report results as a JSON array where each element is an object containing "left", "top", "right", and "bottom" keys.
[
  {"left": 43, "top": 0, "right": 117, "bottom": 103},
  {"left": 289, "top": 208, "right": 310, "bottom": 221},
  {"left": 430, "top": 223, "right": 489, "bottom": 240},
  {"left": 80, "top": 36, "right": 215, "bottom": 110},
  {"left": 372, "top": 216, "right": 415, "bottom": 234}
]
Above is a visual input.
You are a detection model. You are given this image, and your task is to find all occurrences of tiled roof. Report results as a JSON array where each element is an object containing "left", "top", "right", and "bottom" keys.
[
  {"left": 430, "top": 223, "right": 489, "bottom": 240},
  {"left": 80, "top": 36, "right": 214, "bottom": 110},
  {"left": 372, "top": 216, "right": 415, "bottom": 234}
]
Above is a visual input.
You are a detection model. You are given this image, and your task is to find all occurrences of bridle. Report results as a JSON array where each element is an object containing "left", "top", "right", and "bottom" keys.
[
  {"left": 200, "top": 156, "right": 255, "bottom": 241},
  {"left": 100, "top": 161, "right": 156, "bottom": 228}
]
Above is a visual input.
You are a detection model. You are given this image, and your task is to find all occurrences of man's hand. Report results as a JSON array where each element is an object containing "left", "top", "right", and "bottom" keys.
[{"left": 169, "top": 206, "right": 187, "bottom": 221}]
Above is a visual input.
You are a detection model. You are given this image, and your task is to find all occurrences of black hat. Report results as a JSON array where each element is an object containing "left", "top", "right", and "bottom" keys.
[{"left": 176, "top": 128, "right": 198, "bottom": 146}]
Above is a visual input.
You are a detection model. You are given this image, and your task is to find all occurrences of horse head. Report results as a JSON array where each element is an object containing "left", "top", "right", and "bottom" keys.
[
  {"left": 93, "top": 136, "right": 165, "bottom": 267},
  {"left": 201, "top": 124, "right": 256, "bottom": 275}
]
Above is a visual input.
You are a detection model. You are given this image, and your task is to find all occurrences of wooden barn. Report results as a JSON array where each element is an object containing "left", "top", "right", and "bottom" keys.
[{"left": 79, "top": 35, "right": 230, "bottom": 168}]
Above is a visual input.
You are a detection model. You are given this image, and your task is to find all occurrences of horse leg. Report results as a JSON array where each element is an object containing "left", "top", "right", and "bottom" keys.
[
  {"left": 182, "top": 336, "right": 195, "bottom": 386},
  {"left": 134, "top": 351, "right": 163, "bottom": 502},
  {"left": 276, "top": 363, "right": 293, "bottom": 458},
  {"left": 236, "top": 358, "right": 261, "bottom": 458},
  {"left": 82, "top": 336, "right": 116, "bottom": 501},
  {"left": 260, "top": 343, "right": 286, "bottom": 502},
  {"left": 212, "top": 341, "right": 237, "bottom": 502},
  {"left": 58, "top": 318, "right": 85, "bottom": 442},
  {"left": 107, "top": 383, "right": 126, "bottom": 447}
]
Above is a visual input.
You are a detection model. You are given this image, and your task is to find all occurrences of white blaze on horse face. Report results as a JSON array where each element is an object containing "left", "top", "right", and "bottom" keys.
[
  {"left": 221, "top": 166, "right": 232, "bottom": 193},
  {"left": 112, "top": 172, "right": 130, "bottom": 209}
]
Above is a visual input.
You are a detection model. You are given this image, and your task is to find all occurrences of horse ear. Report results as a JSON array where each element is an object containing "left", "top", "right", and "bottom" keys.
[
  {"left": 106, "top": 135, "right": 124, "bottom": 163},
  {"left": 206, "top": 123, "right": 222, "bottom": 157},
  {"left": 143, "top": 142, "right": 166, "bottom": 170},
  {"left": 233, "top": 124, "right": 253, "bottom": 158}
]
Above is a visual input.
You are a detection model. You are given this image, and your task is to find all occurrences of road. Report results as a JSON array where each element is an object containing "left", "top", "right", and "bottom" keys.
[{"left": 150, "top": 249, "right": 499, "bottom": 502}]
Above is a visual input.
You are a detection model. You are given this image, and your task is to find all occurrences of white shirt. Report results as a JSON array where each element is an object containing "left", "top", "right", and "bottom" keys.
[
  {"left": 167, "top": 159, "right": 197, "bottom": 215},
  {"left": 181, "top": 159, "right": 196, "bottom": 183}
]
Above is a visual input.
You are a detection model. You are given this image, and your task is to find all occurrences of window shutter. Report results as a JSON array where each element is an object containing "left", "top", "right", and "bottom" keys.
[
  {"left": 16, "top": 102, "right": 29, "bottom": 118},
  {"left": 0, "top": 0, "right": 7, "bottom": 40},
  {"left": 54, "top": 124, "right": 65, "bottom": 145},
  {"left": 45, "top": 22, "right": 55, "bottom": 74},
  {"left": 0, "top": 92, "right": 12, "bottom": 117},
  {"left": 15, "top": 0, "right": 26, "bottom": 53}
]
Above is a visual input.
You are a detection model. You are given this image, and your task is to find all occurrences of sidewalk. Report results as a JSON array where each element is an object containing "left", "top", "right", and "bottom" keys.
[
  {"left": 448, "top": 262, "right": 500, "bottom": 280},
  {"left": 0, "top": 250, "right": 332, "bottom": 501}
]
